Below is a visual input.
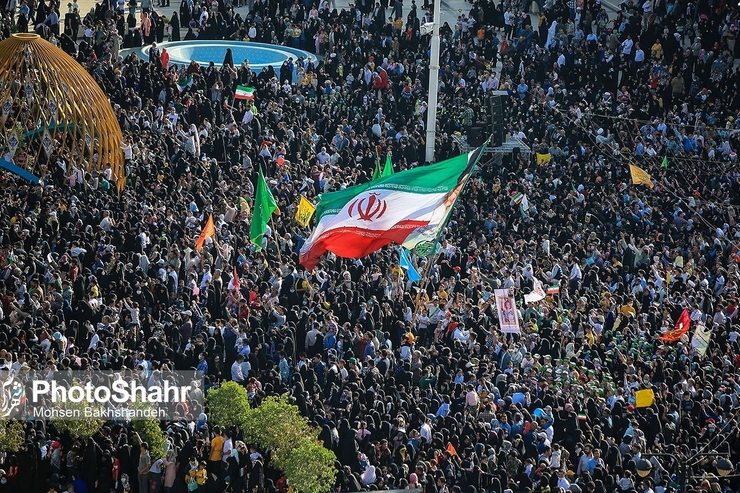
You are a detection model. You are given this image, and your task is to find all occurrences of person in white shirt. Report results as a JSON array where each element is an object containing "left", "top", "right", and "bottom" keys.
[
  {"left": 242, "top": 107, "right": 254, "bottom": 125},
  {"left": 121, "top": 139, "right": 133, "bottom": 162},
  {"left": 452, "top": 324, "right": 470, "bottom": 343},
  {"left": 419, "top": 418, "right": 432, "bottom": 442},
  {"left": 556, "top": 470, "right": 570, "bottom": 490},
  {"left": 337, "top": 359, "right": 349, "bottom": 382},
  {"left": 622, "top": 35, "right": 634, "bottom": 57},
  {"left": 10, "top": 354, "right": 24, "bottom": 374},
  {"left": 70, "top": 243, "right": 87, "bottom": 258},
  {"left": 569, "top": 258, "right": 582, "bottom": 291},
  {"left": 316, "top": 147, "right": 330, "bottom": 165},
  {"left": 221, "top": 430, "right": 233, "bottom": 465},
  {"left": 728, "top": 327, "right": 739, "bottom": 343},
  {"left": 231, "top": 355, "right": 246, "bottom": 382},
  {"left": 99, "top": 211, "right": 115, "bottom": 232},
  {"left": 550, "top": 443, "right": 562, "bottom": 469}
]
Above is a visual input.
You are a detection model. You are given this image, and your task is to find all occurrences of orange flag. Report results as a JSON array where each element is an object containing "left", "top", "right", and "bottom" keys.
[
  {"left": 446, "top": 442, "right": 457, "bottom": 456},
  {"left": 195, "top": 214, "right": 215, "bottom": 252}
]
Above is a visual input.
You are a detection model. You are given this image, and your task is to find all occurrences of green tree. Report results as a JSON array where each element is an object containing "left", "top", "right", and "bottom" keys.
[
  {"left": 0, "top": 420, "right": 26, "bottom": 452},
  {"left": 205, "top": 381, "right": 250, "bottom": 429},
  {"left": 284, "top": 438, "right": 336, "bottom": 493},
  {"left": 243, "top": 395, "right": 314, "bottom": 470},
  {"left": 131, "top": 402, "right": 167, "bottom": 460},
  {"left": 49, "top": 400, "right": 104, "bottom": 439}
]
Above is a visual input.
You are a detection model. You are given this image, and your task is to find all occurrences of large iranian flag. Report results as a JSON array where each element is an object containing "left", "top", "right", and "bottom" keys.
[{"left": 299, "top": 147, "right": 486, "bottom": 270}]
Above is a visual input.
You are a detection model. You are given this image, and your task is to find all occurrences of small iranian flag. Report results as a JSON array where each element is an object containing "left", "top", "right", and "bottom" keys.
[
  {"left": 299, "top": 145, "right": 487, "bottom": 270},
  {"left": 235, "top": 85, "right": 255, "bottom": 100},
  {"left": 511, "top": 191, "right": 524, "bottom": 205},
  {"left": 176, "top": 75, "right": 193, "bottom": 92},
  {"left": 547, "top": 284, "right": 560, "bottom": 295}
]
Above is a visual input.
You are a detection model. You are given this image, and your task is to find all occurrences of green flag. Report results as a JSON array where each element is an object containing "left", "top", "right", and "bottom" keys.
[
  {"left": 381, "top": 153, "right": 394, "bottom": 177},
  {"left": 372, "top": 153, "right": 394, "bottom": 180},
  {"left": 661, "top": 156, "right": 668, "bottom": 168},
  {"left": 250, "top": 170, "right": 280, "bottom": 250},
  {"left": 372, "top": 159, "right": 382, "bottom": 180}
]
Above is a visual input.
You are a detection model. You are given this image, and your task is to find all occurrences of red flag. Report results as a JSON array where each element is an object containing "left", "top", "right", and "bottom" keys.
[
  {"left": 446, "top": 442, "right": 457, "bottom": 456},
  {"left": 195, "top": 214, "right": 215, "bottom": 252},
  {"left": 658, "top": 308, "right": 691, "bottom": 342},
  {"left": 229, "top": 266, "right": 241, "bottom": 298}
]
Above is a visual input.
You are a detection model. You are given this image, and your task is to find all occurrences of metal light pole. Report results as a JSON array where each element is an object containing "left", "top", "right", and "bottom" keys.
[{"left": 424, "top": 0, "right": 441, "bottom": 164}]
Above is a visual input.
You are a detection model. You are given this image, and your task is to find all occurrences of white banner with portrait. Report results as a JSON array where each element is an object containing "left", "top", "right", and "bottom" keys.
[{"left": 495, "top": 289, "right": 520, "bottom": 334}]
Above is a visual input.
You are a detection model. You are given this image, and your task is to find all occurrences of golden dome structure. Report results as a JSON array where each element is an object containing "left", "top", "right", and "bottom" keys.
[{"left": 0, "top": 33, "right": 124, "bottom": 190}]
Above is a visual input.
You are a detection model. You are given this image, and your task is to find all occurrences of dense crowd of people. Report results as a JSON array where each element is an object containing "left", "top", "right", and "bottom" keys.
[{"left": 1, "top": 0, "right": 740, "bottom": 491}]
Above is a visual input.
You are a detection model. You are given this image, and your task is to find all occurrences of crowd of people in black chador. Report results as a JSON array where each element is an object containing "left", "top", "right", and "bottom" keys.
[{"left": 1, "top": 0, "right": 740, "bottom": 491}]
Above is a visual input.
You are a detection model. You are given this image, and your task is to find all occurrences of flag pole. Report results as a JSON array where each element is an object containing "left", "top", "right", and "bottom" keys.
[
  {"left": 413, "top": 250, "right": 441, "bottom": 319},
  {"left": 413, "top": 141, "right": 489, "bottom": 318},
  {"left": 269, "top": 214, "right": 284, "bottom": 267}
]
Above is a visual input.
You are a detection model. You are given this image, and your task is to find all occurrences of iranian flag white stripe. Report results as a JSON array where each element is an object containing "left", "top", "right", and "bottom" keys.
[
  {"left": 234, "top": 85, "right": 255, "bottom": 100},
  {"left": 299, "top": 147, "right": 485, "bottom": 270}
]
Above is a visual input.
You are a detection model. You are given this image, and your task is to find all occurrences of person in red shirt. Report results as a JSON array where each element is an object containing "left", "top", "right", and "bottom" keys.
[{"left": 112, "top": 453, "right": 121, "bottom": 488}]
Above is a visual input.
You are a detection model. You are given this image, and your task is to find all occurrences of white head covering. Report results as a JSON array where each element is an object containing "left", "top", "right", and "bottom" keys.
[{"left": 361, "top": 465, "right": 377, "bottom": 486}]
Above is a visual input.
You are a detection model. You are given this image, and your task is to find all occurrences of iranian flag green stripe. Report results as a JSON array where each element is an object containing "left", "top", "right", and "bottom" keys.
[{"left": 299, "top": 147, "right": 485, "bottom": 270}]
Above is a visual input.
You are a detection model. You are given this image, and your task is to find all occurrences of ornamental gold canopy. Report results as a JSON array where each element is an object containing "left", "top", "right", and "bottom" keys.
[{"left": 0, "top": 33, "right": 125, "bottom": 190}]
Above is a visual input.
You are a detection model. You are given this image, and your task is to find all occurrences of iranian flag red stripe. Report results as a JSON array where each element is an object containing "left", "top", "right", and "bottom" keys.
[
  {"left": 299, "top": 147, "right": 485, "bottom": 270},
  {"left": 303, "top": 221, "right": 427, "bottom": 262}
]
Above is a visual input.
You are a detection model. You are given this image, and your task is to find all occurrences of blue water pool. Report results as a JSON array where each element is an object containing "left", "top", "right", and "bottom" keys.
[{"left": 139, "top": 41, "right": 318, "bottom": 71}]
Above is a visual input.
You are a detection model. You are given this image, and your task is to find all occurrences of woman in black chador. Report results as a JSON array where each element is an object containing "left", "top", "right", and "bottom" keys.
[{"left": 222, "top": 48, "right": 234, "bottom": 68}]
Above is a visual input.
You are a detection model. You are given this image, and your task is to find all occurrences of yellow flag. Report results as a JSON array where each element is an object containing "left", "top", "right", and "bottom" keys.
[
  {"left": 295, "top": 195, "right": 316, "bottom": 227},
  {"left": 535, "top": 152, "right": 551, "bottom": 165},
  {"left": 635, "top": 389, "right": 655, "bottom": 408},
  {"left": 629, "top": 164, "right": 654, "bottom": 188}
]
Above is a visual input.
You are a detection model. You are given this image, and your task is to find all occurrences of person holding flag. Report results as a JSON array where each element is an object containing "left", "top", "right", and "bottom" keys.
[{"left": 250, "top": 169, "right": 280, "bottom": 251}]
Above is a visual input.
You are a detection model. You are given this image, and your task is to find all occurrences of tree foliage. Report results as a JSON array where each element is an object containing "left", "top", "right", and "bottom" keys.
[
  {"left": 284, "top": 439, "right": 336, "bottom": 493},
  {"left": 131, "top": 403, "right": 167, "bottom": 460},
  {"left": 242, "top": 395, "right": 314, "bottom": 470},
  {"left": 208, "top": 392, "right": 337, "bottom": 493},
  {"left": 0, "top": 420, "right": 26, "bottom": 452},
  {"left": 49, "top": 399, "right": 104, "bottom": 439},
  {"left": 205, "top": 381, "right": 250, "bottom": 429}
]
